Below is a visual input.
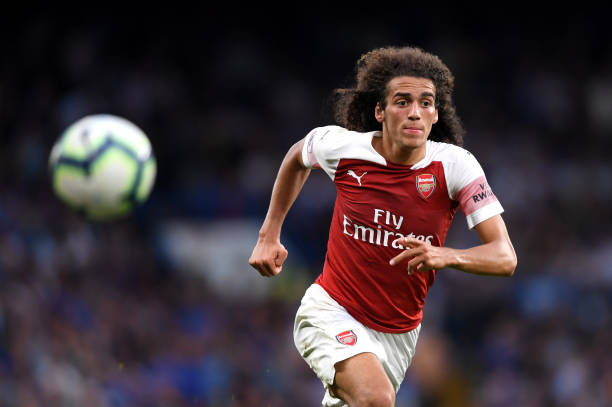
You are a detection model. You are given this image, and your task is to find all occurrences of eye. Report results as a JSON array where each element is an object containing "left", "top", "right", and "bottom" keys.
[
  {"left": 397, "top": 100, "right": 408, "bottom": 106},
  {"left": 421, "top": 100, "right": 433, "bottom": 107}
]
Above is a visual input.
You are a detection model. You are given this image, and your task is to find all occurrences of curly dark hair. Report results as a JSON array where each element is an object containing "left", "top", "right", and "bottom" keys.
[{"left": 333, "top": 46, "right": 464, "bottom": 146}]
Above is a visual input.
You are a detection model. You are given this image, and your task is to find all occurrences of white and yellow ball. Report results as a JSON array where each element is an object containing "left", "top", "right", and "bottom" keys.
[{"left": 49, "top": 114, "right": 157, "bottom": 220}]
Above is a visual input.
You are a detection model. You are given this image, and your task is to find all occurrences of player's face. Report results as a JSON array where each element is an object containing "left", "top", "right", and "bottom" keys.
[{"left": 375, "top": 76, "right": 438, "bottom": 152}]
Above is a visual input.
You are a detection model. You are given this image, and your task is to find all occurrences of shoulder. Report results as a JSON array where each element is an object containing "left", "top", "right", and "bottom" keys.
[
  {"left": 306, "top": 125, "right": 371, "bottom": 145},
  {"left": 426, "top": 140, "right": 476, "bottom": 164},
  {"left": 410, "top": 140, "right": 479, "bottom": 171},
  {"left": 421, "top": 141, "right": 491, "bottom": 199},
  {"left": 305, "top": 125, "right": 378, "bottom": 157},
  {"left": 302, "top": 125, "right": 385, "bottom": 173}
]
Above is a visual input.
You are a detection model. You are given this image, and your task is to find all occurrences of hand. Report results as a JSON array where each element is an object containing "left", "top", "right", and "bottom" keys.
[
  {"left": 389, "top": 237, "right": 454, "bottom": 275},
  {"left": 248, "top": 238, "right": 288, "bottom": 277}
]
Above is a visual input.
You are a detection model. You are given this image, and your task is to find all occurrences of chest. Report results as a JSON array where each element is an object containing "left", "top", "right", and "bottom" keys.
[{"left": 335, "top": 159, "right": 451, "bottom": 208}]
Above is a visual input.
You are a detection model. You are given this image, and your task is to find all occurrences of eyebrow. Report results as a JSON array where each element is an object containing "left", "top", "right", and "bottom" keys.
[{"left": 393, "top": 91, "right": 436, "bottom": 99}]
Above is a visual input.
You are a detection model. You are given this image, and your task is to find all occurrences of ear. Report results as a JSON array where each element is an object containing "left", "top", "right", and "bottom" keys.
[
  {"left": 433, "top": 108, "right": 439, "bottom": 124},
  {"left": 375, "top": 102, "right": 384, "bottom": 123}
]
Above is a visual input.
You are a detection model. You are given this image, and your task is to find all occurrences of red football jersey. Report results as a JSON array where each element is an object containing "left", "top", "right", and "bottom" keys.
[{"left": 302, "top": 126, "right": 504, "bottom": 333}]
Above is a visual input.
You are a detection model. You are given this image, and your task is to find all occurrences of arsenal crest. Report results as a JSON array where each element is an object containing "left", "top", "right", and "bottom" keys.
[
  {"left": 416, "top": 174, "right": 436, "bottom": 199},
  {"left": 336, "top": 330, "right": 357, "bottom": 346}
]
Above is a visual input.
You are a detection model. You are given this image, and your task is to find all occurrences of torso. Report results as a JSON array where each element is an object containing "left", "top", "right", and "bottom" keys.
[{"left": 301, "top": 126, "right": 503, "bottom": 332}]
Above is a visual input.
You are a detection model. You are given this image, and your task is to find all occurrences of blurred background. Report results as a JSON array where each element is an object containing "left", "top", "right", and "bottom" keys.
[{"left": 1, "top": 9, "right": 611, "bottom": 407}]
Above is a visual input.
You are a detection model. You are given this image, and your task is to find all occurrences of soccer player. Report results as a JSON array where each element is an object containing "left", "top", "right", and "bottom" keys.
[{"left": 249, "top": 46, "right": 517, "bottom": 407}]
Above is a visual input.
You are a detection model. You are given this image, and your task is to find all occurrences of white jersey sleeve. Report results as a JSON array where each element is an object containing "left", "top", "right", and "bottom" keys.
[
  {"left": 301, "top": 125, "right": 385, "bottom": 180},
  {"left": 440, "top": 144, "right": 504, "bottom": 229}
]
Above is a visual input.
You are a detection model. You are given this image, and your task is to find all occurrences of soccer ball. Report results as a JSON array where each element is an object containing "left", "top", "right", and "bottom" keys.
[{"left": 49, "top": 114, "right": 157, "bottom": 221}]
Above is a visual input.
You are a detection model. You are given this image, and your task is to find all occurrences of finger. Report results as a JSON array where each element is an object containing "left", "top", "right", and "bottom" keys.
[
  {"left": 265, "top": 264, "right": 279, "bottom": 277},
  {"left": 275, "top": 249, "right": 288, "bottom": 267},
  {"left": 389, "top": 249, "right": 412, "bottom": 266},
  {"left": 401, "top": 236, "right": 426, "bottom": 248},
  {"left": 270, "top": 263, "right": 282, "bottom": 277},
  {"left": 407, "top": 254, "right": 426, "bottom": 269},
  {"left": 249, "top": 258, "right": 276, "bottom": 277},
  {"left": 267, "top": 250, "right": 287, "bottom": 276},
  {"left": 259, "top": 263, "right": 276, "bottom": 277},
  {"left": 406, "top": 256, "right": 424, "bottom": 275},
  {"left": 391, "top": 236, "right": 412, "bottom": 249},
  {"left": 407, "top": 263, "right": 424, "bottom": 275},
  {"left": 390, "top": 244, "right": 428, "bottom": 266},
  {"left": 412, "top": 263, "right": 429, "bottom": 274},
  {"left": 408, "top": 255, "right": 434, "bottom": 275}
]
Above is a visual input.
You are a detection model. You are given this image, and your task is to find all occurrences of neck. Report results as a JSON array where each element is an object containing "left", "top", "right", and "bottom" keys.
[{"left": 373, "top": 134, "right": 427, "bottom": 166}]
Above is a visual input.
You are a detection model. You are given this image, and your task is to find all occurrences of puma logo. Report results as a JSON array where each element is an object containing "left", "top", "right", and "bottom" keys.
[{"left": 347, "top": 169, "right": 367, "bottom": 186}]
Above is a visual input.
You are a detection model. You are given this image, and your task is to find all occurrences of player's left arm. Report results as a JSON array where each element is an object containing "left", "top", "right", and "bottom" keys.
[{"left": 389, "top": 214, "right": 517, "bottom": 276}]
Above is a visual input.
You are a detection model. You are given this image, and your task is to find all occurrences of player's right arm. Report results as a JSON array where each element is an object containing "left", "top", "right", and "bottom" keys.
[{"left": 249, "top": 138, "right": 311, "bottom": 277}]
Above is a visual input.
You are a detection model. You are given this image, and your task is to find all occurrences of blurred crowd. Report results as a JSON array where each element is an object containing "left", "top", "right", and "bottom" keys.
[{"left": 1, "top": 12, "right": 611, "bottom": 407}]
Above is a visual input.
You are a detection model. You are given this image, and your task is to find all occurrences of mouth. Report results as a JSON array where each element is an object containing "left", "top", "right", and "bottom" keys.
[{"left": 403, "top": 127, "right": 423, "bottom": 135}]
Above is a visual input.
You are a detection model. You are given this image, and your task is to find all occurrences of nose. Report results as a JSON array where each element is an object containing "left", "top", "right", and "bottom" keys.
[{"left": 408, "top": 101, "right": 420, "bottom": 120}]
